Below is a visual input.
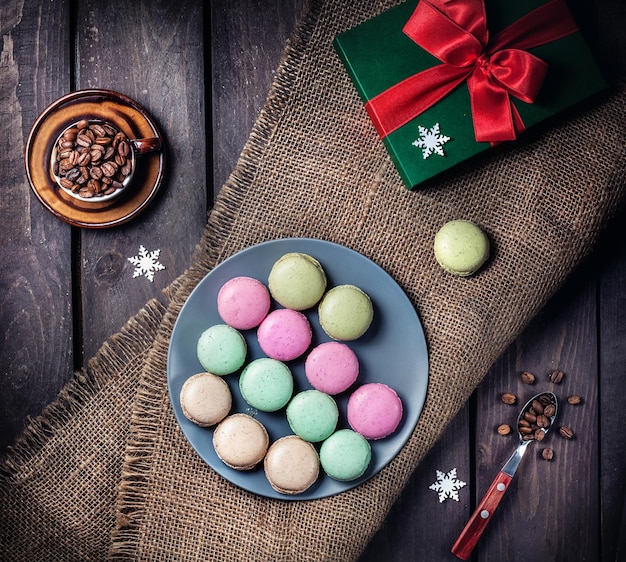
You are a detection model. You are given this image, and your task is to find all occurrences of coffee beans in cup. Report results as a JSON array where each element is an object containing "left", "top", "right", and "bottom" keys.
[{"left": 52, "top": 119, "right": 133, "bottom": 199}]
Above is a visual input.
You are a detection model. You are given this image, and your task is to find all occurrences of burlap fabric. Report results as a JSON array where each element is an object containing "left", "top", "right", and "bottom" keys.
[{"left": 2, "top": 0, "right": 626, "bottom": 560}]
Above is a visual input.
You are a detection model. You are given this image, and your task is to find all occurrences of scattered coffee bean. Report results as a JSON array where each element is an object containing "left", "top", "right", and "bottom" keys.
[
  {"left": 53, "top": 120, "right": 132, "bottom": 198},
  {"left": 541, "top": 448, "right": 554, "bottom": 461},
  {"left": 501, "top": 393, "right": 517, "bottom": 405},
  {"left": 520, "top": 371, "right": 536, "bottom": 384},
  {"left": 497, "top": 424, "right": 511, "bottom": 435},
  {"left": 559, "top": 426, "right": 574, "bottom": 439},
  {"left": 567, "top": 395, "right": 582, "bottom": 405},
  {"left": 548, "top": 369, "right": 565, "bottom": 384}
]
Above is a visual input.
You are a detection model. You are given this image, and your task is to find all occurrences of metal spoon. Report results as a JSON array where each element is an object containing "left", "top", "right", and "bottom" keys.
[{"left": 451, "top": 391, "right": 558, "bottom": 560}]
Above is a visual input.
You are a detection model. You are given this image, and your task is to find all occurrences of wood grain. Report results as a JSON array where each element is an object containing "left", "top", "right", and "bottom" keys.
[
  {"left": 74, "top": 0, "right": 208, "bottom": 360},
  {"left": 210, "top": 0, "right": 308, "bottom": 193},
  {"left": 0, "top": 0, "right": 74, "bottom": 452}
]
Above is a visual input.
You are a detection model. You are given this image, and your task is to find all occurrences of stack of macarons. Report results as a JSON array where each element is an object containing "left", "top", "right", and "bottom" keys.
[{"left": 178, "top": 251, "right": 404, "bottom": 495}]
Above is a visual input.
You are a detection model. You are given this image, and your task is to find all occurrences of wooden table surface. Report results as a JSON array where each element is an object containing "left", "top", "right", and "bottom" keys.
[{"left": 2, "top": 1, "right": 625, "bottom": 560}]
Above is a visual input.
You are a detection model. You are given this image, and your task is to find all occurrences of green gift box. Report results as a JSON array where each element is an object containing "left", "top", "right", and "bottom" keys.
[{"left": 333, "top": 0, "right": 607, "bottom": 189}]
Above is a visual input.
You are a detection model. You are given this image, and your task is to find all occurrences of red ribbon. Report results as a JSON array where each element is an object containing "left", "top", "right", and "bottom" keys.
[{"left": 364, "top": 0, "right": 579, "bottom": 143}]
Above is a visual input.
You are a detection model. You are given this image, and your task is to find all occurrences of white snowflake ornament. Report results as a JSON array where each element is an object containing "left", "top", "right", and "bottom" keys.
[
  {"left": 412, "top": 123, "right": 451, "bottom": 159},
  {"left": 128, "top": 245, "right": 166, "bottom": 282},
  {"left": 429, "top": 468, "right": 466, "bottom": 503}
]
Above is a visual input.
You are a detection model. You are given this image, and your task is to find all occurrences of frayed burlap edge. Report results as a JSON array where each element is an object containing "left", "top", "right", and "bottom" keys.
[
  {"left": 0, "top": 298, "right": 166, "bottom": 481},
  {"left": 0, "top": 299, "right": 166, "bottom": 561}
]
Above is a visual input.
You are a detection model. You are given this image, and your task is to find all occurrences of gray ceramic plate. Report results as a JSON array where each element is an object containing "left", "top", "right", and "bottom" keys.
[{"left": 167, "top": 238, "right": 429, "bottom": 500}]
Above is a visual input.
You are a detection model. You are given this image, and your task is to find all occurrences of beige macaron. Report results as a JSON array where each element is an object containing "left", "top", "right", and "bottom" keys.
[
  {"left": 180, "top": 372, "right": 232, "bottom": 427},
  {"left": 264, "top": 435, "right": 320, "bottom": 494},
  {"left": 212, "top": 414, "right": 269, "bottom": 470}
]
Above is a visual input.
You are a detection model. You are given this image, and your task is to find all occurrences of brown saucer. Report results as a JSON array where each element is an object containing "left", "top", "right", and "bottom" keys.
[{"left": 25, "top": 89, "right": 165, "bottom": 228}]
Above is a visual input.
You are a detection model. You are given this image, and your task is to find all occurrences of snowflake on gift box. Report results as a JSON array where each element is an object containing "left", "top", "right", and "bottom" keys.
[
  {"left": 412, "top": 123, "right": 451, "bottom": 159},
  {"left": 429, "top": 468, "right": 466, "bottom": 503},
  {"left": 127, "top": 245, "right": 165, "bottom": 282}
]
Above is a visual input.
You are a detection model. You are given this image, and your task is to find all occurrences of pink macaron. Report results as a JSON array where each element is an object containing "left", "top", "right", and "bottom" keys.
[
  {"left": 217, "top": 276, "right": 271, "bottom": 330},
  {"left": 347, "top": 383, "right": 403, "bottom": 440},
  {"left": 304, "top": 342, "right": 359, "bottom": 395},
  {"left": 257, "top": 308, "right": 312, "bottom": 361}
]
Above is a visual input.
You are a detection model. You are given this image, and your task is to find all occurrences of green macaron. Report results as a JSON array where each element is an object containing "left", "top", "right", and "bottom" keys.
[
  {"left": 286, "top": 390, "right": 339, "bottom": 443},
  {"left": 433, "top": 219, "right": 490, "bottom": 276},
  {"left": 319, "top": 429, "right": 371, "bottom": 482},
  {"left": 196, "top": 324, "right": 247, "bottom": 375},
  {"left": 268, "top": 252, "right": 327, "bottom": 310},
  {"left": 317, "top": 284, "right": 373, "bottom": 341},
  {"left": 239, "top": 358, "right": 294, "bottom": 412}
]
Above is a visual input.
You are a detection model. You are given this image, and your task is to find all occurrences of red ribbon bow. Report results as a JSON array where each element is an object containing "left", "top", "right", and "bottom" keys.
[{"left": 364, "top": 0, "right": 579, "bottom": 143}]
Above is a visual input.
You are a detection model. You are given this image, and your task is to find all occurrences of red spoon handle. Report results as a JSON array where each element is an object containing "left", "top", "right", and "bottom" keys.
[{"left": 451, "top": 470, "right": 513, "bottom": 560}]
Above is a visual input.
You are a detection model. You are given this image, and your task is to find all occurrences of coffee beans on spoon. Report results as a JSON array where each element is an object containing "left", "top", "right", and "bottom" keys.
[
  {"left": 518, "top": 393, "right": 556, "bottom": 441},
  {"left": 53, "top": 119, "right": 132, "bottom": 198}
]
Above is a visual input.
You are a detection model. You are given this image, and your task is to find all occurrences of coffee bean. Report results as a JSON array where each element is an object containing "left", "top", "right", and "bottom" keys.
[
  {"left": 559, "top": 426, "right": 574, "bottom": 439},
  {"left": 101, "top": 162, "right": 117, "bottom": 177},
  {"left": 531, "top": 399, "right": 544, "bottom": 415},
  {"left": 76, "top": 132, "right": 92, "bottom": 148},
  {"left": 497, "top": 424, "right": 511, "bottom": 435},
  {"left": 536, "top": 414, "right": 550, "bottom": 428},
  {"left": 523, "top": 411, "right": 537, "bottom": 424},
  {"left": 59, "top": 177, "right": 74, "bottom": 189},
  {"left": 548, "top": 369, "right": 565, "bottom": 384},
  {"left": 501, "top": 393, "right": 517, "bottom": 405},
  {"left": 538, "top": 394, "right": 552, "bottom": 406},
  {"left": 89, "top": 123, "right": 106, "bottom": 137},
  {"left": 567, "top": 395, "right": 582, "bottom": 405},
  {"left": 521, "top": 371, "right": 536, "bottom": 384},
  {"left": 77, "top": 151, "right": 91, "bottom": 166},
  {"left": 65, "top": 167, "right": 81, "bottom": 182},
  {"left": 62, "top": 127, "right": 79, "bottom": 140},
  {"left": 541, "top": 448, "right": 554, "bottom": 461},
  {"left": 543, "top": 404, "right": 556, "bottom": 418},
  {"left": 118, "top": 140, "right": 130, "bottom": 157}
]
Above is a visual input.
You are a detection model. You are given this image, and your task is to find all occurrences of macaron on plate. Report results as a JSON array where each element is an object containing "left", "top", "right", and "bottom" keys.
[{"left": 167, "top": 238, "right": 429, "bottom": 500}]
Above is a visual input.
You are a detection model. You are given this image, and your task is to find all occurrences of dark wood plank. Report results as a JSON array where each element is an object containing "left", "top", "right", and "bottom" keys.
[
  {"left": 74, "top": 0, "right": 208, "bottom": 359},
  {"left": 211, "top": 0, "right": 308, "bottom": 193},
  {"left": 598, "top": 213, "right": 626, "bottom": 562},
  {"left": 474, "top": 269, "right": 599, "bottom": 560},
  {"left": 582, "top": 1, "right": 626, "bottom": 559},
  {"left": 359, "top": 405, "right": 472, "bottom": 561},
  {"left": 0, "top": 0, "right": 74, "bottom": 454}
]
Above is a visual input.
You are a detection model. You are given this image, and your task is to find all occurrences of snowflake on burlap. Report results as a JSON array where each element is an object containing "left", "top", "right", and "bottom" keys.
[
  {"left": 128, "top": 245, "right": 165, "bottom": 282},
  {"left": 429, "top": 468, "right": 466, "bottom": 502},
  {"left": 412, "top": 123, "right": 451, "bottom": 159}
]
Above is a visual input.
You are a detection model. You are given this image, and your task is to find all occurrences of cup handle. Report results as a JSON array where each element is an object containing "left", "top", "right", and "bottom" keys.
[{"left": 131, "top": 137, "right": 162, "bottom": 155}]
